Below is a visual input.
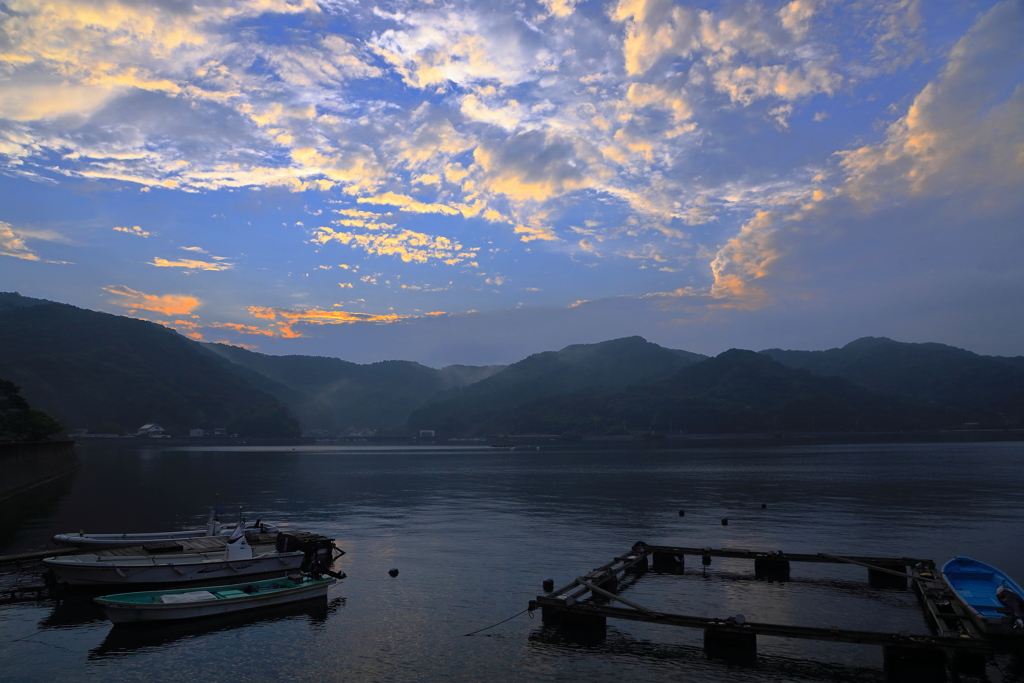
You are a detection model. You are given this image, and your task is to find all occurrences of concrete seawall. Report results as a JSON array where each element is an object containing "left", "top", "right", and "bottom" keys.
[{"left": 0, "top": 440, "right": 79, "bottom": 501}]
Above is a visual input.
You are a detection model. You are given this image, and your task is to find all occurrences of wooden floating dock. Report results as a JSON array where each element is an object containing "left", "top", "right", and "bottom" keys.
[{"left": 529, "top": 543, "right": 992, "bottom": 677}]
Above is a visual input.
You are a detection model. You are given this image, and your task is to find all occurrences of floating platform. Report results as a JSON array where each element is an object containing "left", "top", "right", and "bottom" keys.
[{"left": 529, "top": 543, "right": 993, "bottom": 678}]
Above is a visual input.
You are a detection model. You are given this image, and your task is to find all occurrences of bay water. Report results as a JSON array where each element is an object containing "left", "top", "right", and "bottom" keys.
[{"left": 1, "top": 441, "right": 1023, "bottom": 682}]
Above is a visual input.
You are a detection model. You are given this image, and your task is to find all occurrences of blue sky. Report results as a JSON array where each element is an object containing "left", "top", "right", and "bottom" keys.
[{"left": 1, "top": 0, "right": 1022, "bottom": 366}]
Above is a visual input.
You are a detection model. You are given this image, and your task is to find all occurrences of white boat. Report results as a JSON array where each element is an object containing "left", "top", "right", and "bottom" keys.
[
  {"left": 95, "top": 574, "right": 336, "bottom": 624},
  {"left": 52, "top": 509, "right": 277, "bottom": 549},
  {"left": 44, "top": 524, "right": 304, "bottom": 586}
]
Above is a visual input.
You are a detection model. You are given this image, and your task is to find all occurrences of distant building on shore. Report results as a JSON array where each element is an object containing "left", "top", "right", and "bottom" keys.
[{"left": 137, "top": 423, "right": 167, "bottom": 438}]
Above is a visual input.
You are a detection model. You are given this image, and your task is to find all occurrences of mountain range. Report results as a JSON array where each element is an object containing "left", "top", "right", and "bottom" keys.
[{"left": 1, "top": 291, "right": 1021, "bottom": 437}]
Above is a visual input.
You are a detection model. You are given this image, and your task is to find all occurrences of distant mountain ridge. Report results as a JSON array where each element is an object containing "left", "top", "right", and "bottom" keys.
[
  {"left": 0, "top": 295, "right": 286, "bottom": 433},
  {"left": 203, "top": 343, "right": 503, "bottom": 430},
  {"left": 1, "top": 292, "right": 1021, "bottom": 437},
  {"left": 0, "top": 292, "right": 504, "bottom": 434},
  {"left": 411, "top": 348, "right": 953, "bottom": 436},
  {"left": 408, "top": 336, "right": 706, "bottom": 435},
  {"left": 761, "top": 337, "right": 1024, "bottom": 420}
]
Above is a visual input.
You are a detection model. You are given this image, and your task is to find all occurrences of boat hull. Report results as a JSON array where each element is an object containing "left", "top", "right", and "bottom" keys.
[
  {"left": 53, "top": 530, "right": 215, "bottom": 549},
  {"left": 53, "top": 524, "right": 278, "bottom": 549},
  {"left": 43, "top": 551, "right": 305, "bottom": 586},
  {"left": 96, "top": 577, "right": 334, "bottom": 624},
  {"left": 942, "top": 556, "right": 1024, "bottom": 636}
]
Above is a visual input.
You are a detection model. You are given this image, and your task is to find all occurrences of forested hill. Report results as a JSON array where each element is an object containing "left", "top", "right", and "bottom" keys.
[
  {"left": 407, "top": 336, "right": 706, "bottom": 435},
  {"left": 0, "top": 294, "right": 290, "bottom": 434},
  {"left": 202, "top": 343, "right": 503, "bottom": 431},
  {"left": 411, "top": 349, "right": 972, "bottom": 437},
  {"left": 761, "top": 337, "right": 1024, "bottom": 419},
  {"left": 2, "top": 291, "right": 1021, "bottom": 438}
]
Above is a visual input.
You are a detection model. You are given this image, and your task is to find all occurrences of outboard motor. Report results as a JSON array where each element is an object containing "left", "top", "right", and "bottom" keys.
[
  {"left": 276, "top": 532, "right": 307, "bottom": 554},
  {"left": 996, "top": 585, "right": 1024, "bottom": 624}
]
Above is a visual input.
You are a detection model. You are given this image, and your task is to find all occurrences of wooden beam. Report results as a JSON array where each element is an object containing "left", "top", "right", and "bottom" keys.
[
  {"left": 818, "top": 553, "right": 920, "bottom": 581},
  {"left": 574, "top": 578, "right": 657, "bottom": 615},
  {"left": 531, "top": 597, "right": 990, "bottom": 653}
]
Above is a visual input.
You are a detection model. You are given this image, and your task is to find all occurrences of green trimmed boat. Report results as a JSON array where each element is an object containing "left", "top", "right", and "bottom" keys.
[{"left": 94, "top": 574, "right": 336, "bottom": 624}]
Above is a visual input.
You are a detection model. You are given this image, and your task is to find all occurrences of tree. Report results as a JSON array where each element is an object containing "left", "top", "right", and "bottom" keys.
[
  {"left": 0, "top": 378, "right": 64, "bottom": 441},
  {"left": 226, "top": 404, "right": 301, "bottom": 438}
]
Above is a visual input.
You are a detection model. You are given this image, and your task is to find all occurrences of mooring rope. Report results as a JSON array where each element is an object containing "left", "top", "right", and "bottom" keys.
[{"left": 463, "top": 607, "right": 533, "bottom": 636}]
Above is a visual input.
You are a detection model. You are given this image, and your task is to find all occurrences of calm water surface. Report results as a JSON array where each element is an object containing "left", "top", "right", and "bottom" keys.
[{"left": 2, "top": 441, "right": 1023, "bottom": 682}]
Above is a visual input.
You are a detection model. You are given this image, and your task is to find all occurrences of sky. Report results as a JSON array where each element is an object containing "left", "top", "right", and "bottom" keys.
[{"left": 1, "top": 0, "right": 1022, "bottom": 367}]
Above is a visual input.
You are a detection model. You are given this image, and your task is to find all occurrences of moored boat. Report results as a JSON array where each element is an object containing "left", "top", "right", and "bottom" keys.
[
  {"left": 94, "top": 574, "right": 336, "bottom": 624},
  {"left": 44, "top": 524, "right": 304, "bottom": 586},
  {"left": 52, "top": 509, "right": 277, "bottom": 549},
  {"left": 942, "top": 556, "right": 1024, "bottom": 635}
]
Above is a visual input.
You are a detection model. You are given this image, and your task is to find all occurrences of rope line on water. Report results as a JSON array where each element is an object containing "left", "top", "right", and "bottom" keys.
[{"left": 463, "top": 607, "right": 533, "bottom": 636}]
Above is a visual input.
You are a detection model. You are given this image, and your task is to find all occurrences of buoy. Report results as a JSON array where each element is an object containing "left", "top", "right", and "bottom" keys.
[
  {"left": 542, "top": 578, "right": 554, "bottom": 592},
  {"left": 388, "top": 568, "right": 399, "bottom": 577},
  {"left": 761, "top": 503, "right": 767, "bottom": 509},
  {"left": 678, "top": 509, "right": 685, "bottom": 517},
  {"left": 721, "top": 518, "right": 728, "bottom": 525}
]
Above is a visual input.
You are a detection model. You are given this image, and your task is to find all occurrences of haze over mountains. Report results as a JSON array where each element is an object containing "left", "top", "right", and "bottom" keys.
[{"left": 1, "top": 292, "right": 1022, "bottom": 437}]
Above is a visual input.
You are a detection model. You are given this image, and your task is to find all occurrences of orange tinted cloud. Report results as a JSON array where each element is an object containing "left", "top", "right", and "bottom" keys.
[
  {"left": 150, "top": 256, "right": 234, "bottom": 271},
  {"left": 312, "top": 226, "right": 477, "bottom": 265},
  {"left": 245, "top": 305, "right": 443, "bottom": 338},
  {"left": 209, "top": 322, "right": 277, "bottom": 337},
  {"left": 104, "top": 285, "right": 200, "bottom": 316}
]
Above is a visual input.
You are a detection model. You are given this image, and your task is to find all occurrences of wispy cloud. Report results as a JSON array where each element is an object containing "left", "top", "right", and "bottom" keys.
[
  {"left": 150, "top": 257, "right": 234, "bottom": 272},
  {"left": 113, "top": 226, "right": 151, "bottom": 238},
  {"left": 1, "top": 221, "right": 41, "bottom": 261},
  {"left": 103, "top": 285, "right": 200, "bottom": 316}
]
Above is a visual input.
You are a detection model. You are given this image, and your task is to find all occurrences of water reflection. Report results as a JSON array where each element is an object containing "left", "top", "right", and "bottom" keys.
[
  {"left": 1, "top": 443, "right": 1022, "bottom": 682},
  {"left": 527, "top": 625, "right": 887, "bottom": 682},
  {"left": 40, "top": 593, "right": 108, "bottom": 629},
  {"left": 0, "top": 468, "right": 77, "bottom": 550},
  {"left": 89, "top": 596, "right": 344, "bottom": 660}
]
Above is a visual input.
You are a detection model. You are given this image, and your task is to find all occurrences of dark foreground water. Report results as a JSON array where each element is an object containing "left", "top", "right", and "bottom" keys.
[{"left": 2, "top": 442, "right": 1023, "bottom": 682}]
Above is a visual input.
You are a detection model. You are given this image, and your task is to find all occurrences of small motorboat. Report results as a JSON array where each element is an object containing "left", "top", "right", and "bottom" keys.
[
  {"left": 44, "top": 524, "right": 304, "bottom": 586},
  {"left": 942, "top": 556, "right": 1024, "bottom": 635},
  {"left": 53, "top": 509, "right": 278, "bottom": 549},
  {"left": 94, "top": 574, "right": 337, "bottom": 624}
]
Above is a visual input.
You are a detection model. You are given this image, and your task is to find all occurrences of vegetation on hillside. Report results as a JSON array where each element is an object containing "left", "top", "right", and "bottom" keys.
[
  {"left": 204, "top": 343, "right": 503, "bottom": 431},
  {"left": 762, "top": 337, "right": 1024, "bottom": 425},
  {"left": 0, "top": 295, "right": 288, "bottom": 434},
  {"left": 0, "top": 378, "right": 63, "bottom": 442},
  {"left": 408, "top": 336, "right": 705, "bottom": 434}
]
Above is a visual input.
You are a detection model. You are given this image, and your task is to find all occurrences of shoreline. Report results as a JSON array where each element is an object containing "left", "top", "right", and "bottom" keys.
[{"left": 69, "top": 429, "right": 1024, "bottom": 450}]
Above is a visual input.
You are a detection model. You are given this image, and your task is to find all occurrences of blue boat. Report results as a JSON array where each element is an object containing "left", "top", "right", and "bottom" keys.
[{"left": 942, "top": 556, "right": 1024, "bottom": 636}]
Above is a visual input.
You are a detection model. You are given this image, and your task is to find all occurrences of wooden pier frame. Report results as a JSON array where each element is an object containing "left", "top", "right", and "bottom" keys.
[{"left": 529, "top": 542, "right": 992, "bottom": 676}]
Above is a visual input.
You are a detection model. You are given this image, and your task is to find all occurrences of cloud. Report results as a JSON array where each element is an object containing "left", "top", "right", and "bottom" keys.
[
  {"left": 356, "top": 192, "right": 461, "bottom": 216},
  {"left": 312, "top": 226, "right": 478, "bottom": 265},
  {"left": 150, "top": 257, "right": 235, "bottom": 271},
  {"left": 0, "top": 221, "right": 41, "bottom": 261},
  {"left": 104, "top": 285, "right": 200, "bottom": 316},
  {"left": 472, "top": 130, "right": 595, "bottom": 203},
  {"left": 837, "top": 0, "right": 1024, "bottom": 201},
  {"left": 539, "top": 0, "right": 580, "bottom": 19},
  {"left": 208, "top": 322, "right": 277, "bottom": 337},
  {"left": 371, "top": 9, "right": 557, "bottom": 89},
  {"left": 778, "top": 0, "right": 819, "bottom": 39},
  {"left": 611, "top": 0, "right": 700, "bottom": 77},
  {"left": 113, "top": 225, "right": 150, "bottom": 237},
  {"left": 709, "top": 210, "right": 779, "bottom": 305},
  {"left": 712, "top": 63, "right": 840, "bottom": 106},
  {"left": 245, "top": 304, "right": 427, "bottom": 338}
]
